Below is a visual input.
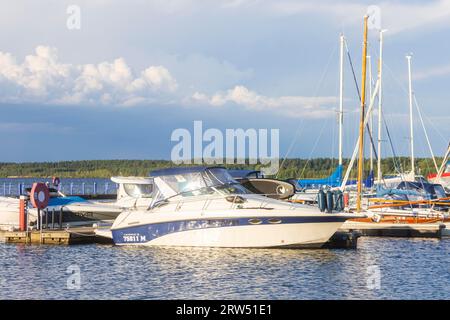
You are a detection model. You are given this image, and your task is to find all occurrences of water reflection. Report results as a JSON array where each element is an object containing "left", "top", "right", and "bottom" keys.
[{"left": 0, "top": 238, "right": 449, "bottom": 299}]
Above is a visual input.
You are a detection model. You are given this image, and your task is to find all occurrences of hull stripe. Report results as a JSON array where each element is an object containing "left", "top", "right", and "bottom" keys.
[{"left": 112, "top": 216, "right": 347, "bottom": 244}]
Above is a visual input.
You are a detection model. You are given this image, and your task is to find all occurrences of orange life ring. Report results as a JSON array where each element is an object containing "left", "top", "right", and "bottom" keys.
[{"left": 30, "top": 182, "right": 50, "bottom": 210}]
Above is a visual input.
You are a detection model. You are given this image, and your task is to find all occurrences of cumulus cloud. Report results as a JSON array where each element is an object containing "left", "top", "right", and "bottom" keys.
[
  {"left": 0, "top": 46, "right": 178, "bottom": 106},
  {"left": 189, "top": 85, "right": 337, "bottom": 118}
]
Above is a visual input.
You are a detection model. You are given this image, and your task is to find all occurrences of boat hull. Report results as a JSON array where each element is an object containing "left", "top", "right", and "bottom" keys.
[{"left": 111, "top": 216, "right": 348, "bottom": 248}]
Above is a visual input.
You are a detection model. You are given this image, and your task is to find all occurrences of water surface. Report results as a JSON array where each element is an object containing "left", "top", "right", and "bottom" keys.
[{"left": 0, "top": 237, "right": 448, "bottom": 299}]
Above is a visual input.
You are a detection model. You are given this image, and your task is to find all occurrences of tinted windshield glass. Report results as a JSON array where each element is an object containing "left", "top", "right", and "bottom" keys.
[{"left": 157, "top": 168, "right": 248, "bottom": 197}]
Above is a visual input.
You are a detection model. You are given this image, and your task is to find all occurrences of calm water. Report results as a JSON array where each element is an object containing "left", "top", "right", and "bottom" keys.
[{"left": 0, "top": 237, "right": 448, "bottom": 300}]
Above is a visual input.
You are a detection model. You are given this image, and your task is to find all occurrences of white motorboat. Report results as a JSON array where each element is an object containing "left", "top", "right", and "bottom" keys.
[
  {"left": 0, "top": 176, "right": 154, "bottom": 230},
  {"left": 110, "top": 167, "right": 362, "bottom": 248}
]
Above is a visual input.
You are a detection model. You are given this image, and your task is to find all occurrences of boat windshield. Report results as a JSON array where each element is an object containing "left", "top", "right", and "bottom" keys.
[
  {"left": 123, "top": 183, "right": 153, "bottom": 198},
  {"left": 156, "top": 168, "right": 249, "bottom": 198}
]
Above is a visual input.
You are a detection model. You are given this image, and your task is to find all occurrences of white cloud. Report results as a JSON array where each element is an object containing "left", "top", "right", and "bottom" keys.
[
  {"left": 230, "top": 0, "right": 450, "bottom": 35},
  {"left": 413, "top": 63, "right": 450, "bottom": 80},
  {"left": 189, "top": 85, "right": 337, "bottom": 118},
  {"left": 0, "top": 46, "right": 178, "bottom": 106}
]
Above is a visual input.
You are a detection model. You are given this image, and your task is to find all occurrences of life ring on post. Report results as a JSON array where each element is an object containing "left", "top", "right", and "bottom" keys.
[
  {"left": 30, "top": 182, "right": 50, "bottom": 210},
  {"left": 52, "top": 176, "right": 61, "bottom": 187}
]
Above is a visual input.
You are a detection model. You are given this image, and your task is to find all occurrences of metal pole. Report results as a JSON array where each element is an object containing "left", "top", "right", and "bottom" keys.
[
  {"left": 339, "top": 34, "right": 345, "bottom": 166},
  {"left": 59, "top": 207, "right": 63, "bottom": 229},
  {"left": 406, "top": 54, "right": 415, "bottom": 176},
  {"left": 357, "top": 16, "right": 369, "bottom": 212},
  {"left": 51, "top": 208, "right": 55, "bottom": 229},
  {"left": 368, "top": 55, "right": 373, "bottom": 172},
  {"left": 377, "top": 30, "right": 386, "bottom": 183}
]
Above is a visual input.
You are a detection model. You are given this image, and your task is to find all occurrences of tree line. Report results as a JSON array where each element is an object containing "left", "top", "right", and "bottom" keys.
[{"left": 0, "top": 157, "right": 441, "bottom": 179}]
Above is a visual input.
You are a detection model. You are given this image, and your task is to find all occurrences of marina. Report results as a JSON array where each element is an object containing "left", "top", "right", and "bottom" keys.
[{"left": 1, "top": 1, "right": 450, "bottom": 304}]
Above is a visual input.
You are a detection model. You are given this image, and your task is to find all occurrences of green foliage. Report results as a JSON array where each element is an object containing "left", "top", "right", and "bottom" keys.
[{"left": 0, "top": 157, "right": 441, "bottom": 179}]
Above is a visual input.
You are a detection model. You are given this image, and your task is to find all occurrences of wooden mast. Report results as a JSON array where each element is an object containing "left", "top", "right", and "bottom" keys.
[{"left": 356, "top": 16, "right": 369, "bottom": 212}]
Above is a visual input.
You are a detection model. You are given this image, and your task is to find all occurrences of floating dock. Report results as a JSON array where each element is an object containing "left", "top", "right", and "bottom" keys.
[
  {"left": 340, "top": 221, "right": 445, "bottom": 238},
  {"left": 0, "top": 227, "right": 113, "bottom": 245}
]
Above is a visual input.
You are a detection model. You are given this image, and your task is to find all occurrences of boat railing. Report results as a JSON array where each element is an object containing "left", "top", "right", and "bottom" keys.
[{"left": 160, "top": 193, "right": 304, "bottom": 212}]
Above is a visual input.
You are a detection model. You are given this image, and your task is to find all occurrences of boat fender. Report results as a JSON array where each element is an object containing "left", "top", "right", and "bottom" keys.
[
  {"left": 317, "top": 190, "right": 327, "bottom": 212},
  {"left": 326, "top": 190, "right": 334, "bottom": 213},
  {"left": 343, "top": 192, "right": 350, "bottom": 208},
  {"left": 52, "top": 176, "right": 61, "bottom": 187},
  {"left": 371, "top": 214, "right": 381, "bottom": 223},
  {"left": 333, "top": 190, "right": 344, "bottom": 211}
]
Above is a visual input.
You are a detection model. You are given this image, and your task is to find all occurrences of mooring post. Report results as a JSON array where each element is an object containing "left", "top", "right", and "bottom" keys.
[
  {"left": 45, "top": 209, "right": 49, "bottom": 229},
  {"left": 93, "top": 182, "right": 97, "bottom": 195},
  {"left": 37, "top": 208, "right": 40, "bottom": 230},
  {"left": 19, "top": 195, "right": 28, "bottom": 232},
  {"left": 51, "top": 208, "right": 55, "bottom": 229},
  {"left": 59, "top": 207, "right": 63, "bottom": 229},
  {"left": 70, "top": 182, "right": 74, "bottom": 195},
  {"left": 82, "top": 182, "right": 85, "bottom": 195},
  {"left": 104, "top": 182, "right": 108, "bottom": 194}
]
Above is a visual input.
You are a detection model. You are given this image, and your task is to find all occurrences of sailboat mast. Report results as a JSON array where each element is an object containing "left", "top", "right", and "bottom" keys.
[
  {"left": 368, "top": 55, "right": 373, "bottom": 172},
  {"left": 339, "top": 34, "right": 345, "bottom": 167},
  {"left": 406, "top": 54, "right": 415, "bottom": 176},
  {"left": 377, "top": 30, "right": 385, "bottom": 183},
  {"left": 356, "top": 15, "right": 369, "bottom": 212}
]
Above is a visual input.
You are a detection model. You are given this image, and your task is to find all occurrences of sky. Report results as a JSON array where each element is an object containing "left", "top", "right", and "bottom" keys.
[{"left": 0, "top": 0, "right": 449, "bottom": 163}]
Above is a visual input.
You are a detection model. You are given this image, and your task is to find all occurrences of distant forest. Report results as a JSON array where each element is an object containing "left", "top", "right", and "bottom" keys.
[{"left": 0, "top": 158, "right": 441, "bottom": 179}]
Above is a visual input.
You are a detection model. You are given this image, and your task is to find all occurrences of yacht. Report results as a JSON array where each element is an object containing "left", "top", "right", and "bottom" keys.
[{"left": 109, "top": 166, "right": 362, "bottom": 248}]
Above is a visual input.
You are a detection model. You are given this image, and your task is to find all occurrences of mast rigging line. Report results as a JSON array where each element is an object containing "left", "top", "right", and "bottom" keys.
[{"left": 276, "top": 43, "right": 338, "bottom": 179}]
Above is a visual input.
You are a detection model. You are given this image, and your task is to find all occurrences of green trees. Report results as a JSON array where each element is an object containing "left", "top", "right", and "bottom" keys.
[{"left": 0, "top": 157, "right": 441, "bottom": 179}]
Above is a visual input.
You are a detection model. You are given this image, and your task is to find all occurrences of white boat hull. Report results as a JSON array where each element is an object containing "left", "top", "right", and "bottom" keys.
[{"left": 112, "top": 214, "right": 350, "bottom": 248}]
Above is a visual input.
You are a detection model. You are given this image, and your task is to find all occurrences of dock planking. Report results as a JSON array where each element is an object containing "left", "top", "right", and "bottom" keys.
[{"left": 0, "top": 227, "right": 113, "bottom": 245}]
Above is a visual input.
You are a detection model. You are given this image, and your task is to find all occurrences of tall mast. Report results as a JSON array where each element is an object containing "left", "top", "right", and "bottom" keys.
[
  {"left": 368, "top": 55, "right": 373, "bottom": 172},
  {"left": 377, "top": 30, "right": 386, "bottom": 183},
  {"left": 356, "top": 15, "right": 369, "bottom": 212},
  {"left": 339, "top": 34, "right": 345, "bottom": 167},
  {"left": 406, "top": 54, "right": 415, "bottom": 176}
]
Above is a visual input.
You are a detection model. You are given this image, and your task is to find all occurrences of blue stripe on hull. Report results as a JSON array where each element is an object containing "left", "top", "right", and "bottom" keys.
[{"left": 112, "top": 215, "right": 347, "bottom": 245}]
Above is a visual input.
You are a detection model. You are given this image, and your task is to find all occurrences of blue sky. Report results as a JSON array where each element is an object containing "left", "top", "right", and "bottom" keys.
[{"left": 0, "top": 0, "right": 449, "bottom": 162}]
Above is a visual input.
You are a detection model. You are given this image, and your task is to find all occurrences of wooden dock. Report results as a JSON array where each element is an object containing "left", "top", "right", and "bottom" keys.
[
  {"left": 340, "top": 221, "right": 445, "bottom": 238},
  {"left": 0, "top": 227, "right": 113, "bottom": 245}
]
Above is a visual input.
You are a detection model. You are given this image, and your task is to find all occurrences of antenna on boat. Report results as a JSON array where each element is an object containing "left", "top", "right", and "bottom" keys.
[
  {"left": 356, "top": 15, "right": 369, "bottom": 212},
  {"left": 338, "top": 34, "right": 345, "bottom": 167},
  {"left": 406, "top": 54, "right": 415, "bottom": 176},
  {"left": 377, "top": 29, "right": 386, "bottom": 184}
]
